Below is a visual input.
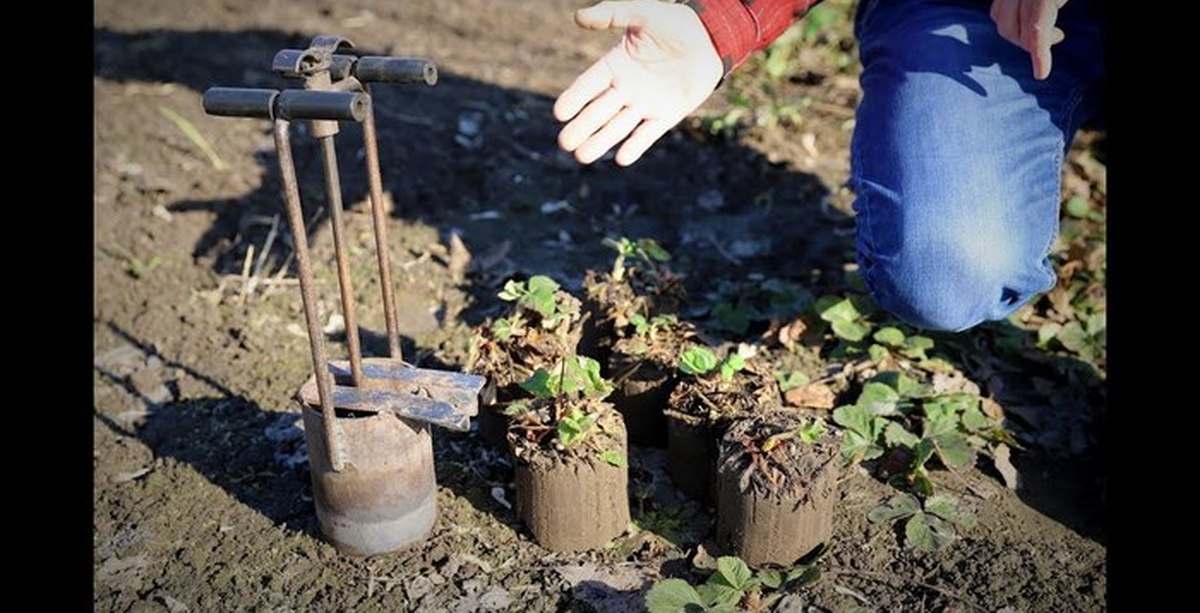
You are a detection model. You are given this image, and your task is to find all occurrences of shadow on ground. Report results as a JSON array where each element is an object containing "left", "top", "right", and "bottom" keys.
[{"left": 95, "top": 24, "right": 1105, "bottom": 550}]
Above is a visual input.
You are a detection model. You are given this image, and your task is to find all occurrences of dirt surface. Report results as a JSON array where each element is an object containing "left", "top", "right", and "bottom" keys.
[{"left": 94, "top": 1, "right": 1106, "bottom": 610}]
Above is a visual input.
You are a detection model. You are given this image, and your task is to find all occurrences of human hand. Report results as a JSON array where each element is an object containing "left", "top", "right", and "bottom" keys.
[
  {"left": 553, "top": 0, "right": 723, "bottom": 166},
  {"left": 989, "top": 0, "right": 1069, "bottom": 80}
]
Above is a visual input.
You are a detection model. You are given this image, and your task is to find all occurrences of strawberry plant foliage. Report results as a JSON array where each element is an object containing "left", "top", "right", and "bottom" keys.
[
  {"left": 644, "top": 555, "right": 819, "bottom": 613},
  {"left": 868, "top": 493, "right": 976, "bottom": 551}
]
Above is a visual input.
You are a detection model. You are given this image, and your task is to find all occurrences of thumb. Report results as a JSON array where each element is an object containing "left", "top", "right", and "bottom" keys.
[{"left": 575, "top": 1, "right": 648, "bottom": 31}]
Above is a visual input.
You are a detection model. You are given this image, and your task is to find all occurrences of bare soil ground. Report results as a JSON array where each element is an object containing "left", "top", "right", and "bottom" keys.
[{"left": 94, "top": 1, "right": 1106, "bottom": 610}]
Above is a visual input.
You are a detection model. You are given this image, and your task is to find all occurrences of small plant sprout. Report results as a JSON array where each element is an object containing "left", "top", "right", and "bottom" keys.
[
  {"left": 678, "top": 344, "right": 759, "bottom": 382},
  {"left": 719, "top": 344, "right": 757, "bottom": 381},
  {"left": 759, "top": 418, "right": 826, "bottom": 453},
  {"left": 630, "top": 313, "right": 678, "bottom": 338},
  {"left": 497, "top": 275, "right": 579, "bottom": 329},
  {"left": 644, "top": 555, "right": 819, "bottom": 613},
  {"left": 832, "top": 371, "right": 1013, "bottom": 505},
  {"left": 868, "top": 492, "right": 976, "bottom": 552},
  {"left": 678, "top": 344, "right": 720, "bottom": 376},
  {"left": 520, "top": 355, "right": 613, "bottom": 400},
  {"left": 508, "top": 356, "right": 624, "bottom": 465},
  {"left": 603, "top": 236, "right": 671, "bottom": 282},
  {"left": 126, "top": 255, "right": 164, "bottom": 279},
  {"left": 815, "top": 294, "right": 873, "bottom": 342},
  {"left": 556, "top": 408, "right": 597, "bottom": 449},
  {"left": 774, "top": 370, "right": 810, "bottom": 393}
]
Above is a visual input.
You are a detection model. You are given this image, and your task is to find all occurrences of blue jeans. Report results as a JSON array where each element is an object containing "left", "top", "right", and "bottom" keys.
[{"left": 850, "top": 0, "right": 1104, "bottom": 331}]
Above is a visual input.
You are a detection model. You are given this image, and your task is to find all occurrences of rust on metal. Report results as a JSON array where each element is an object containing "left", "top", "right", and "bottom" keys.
[
  {"left": 360, "top": 88, "right": 404, "bottom": 359},
  {"left": 299, "top": 379, "right": 468, "bottom": 432},
  {"left": 273, "top": 119, "right": 346, "bottom": 471},
  {"left": 317, "top": 135, "right": 366, "bottom": 387}
]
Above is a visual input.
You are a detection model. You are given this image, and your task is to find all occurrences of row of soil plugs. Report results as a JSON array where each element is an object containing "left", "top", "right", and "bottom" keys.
[{"left": 469, "top": 240, "right": 840, "bottom": 566}]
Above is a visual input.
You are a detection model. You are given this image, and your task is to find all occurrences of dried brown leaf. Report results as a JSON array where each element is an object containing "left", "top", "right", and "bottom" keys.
[
  {"left": 992, "top": 443, "right": 1019, "bottom": 489},
  {"left": 784, "top": 382, "right": 836, "bottom": 410}
]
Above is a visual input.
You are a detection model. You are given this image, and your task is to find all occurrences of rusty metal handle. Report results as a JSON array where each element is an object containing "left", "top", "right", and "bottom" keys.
[
  {"left": 274, "top": 119, "right": 348, "bottom": 472},
  {"left": 203, "top": 88, "right": 278, "bottom": 119},
  {"left": 276, "top": 90, "right": 368, "bottom": 122},
  {"left": 352, "top": 57, "right": 437, "bottom": 86},
  {"left": 204, "top": 87, "right": 369, "bottom": 123}
]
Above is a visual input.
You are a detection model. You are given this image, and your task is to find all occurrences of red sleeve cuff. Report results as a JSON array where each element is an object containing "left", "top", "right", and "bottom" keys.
[{"left": 683, "top": 0, "right": 823, "bottom": 75}]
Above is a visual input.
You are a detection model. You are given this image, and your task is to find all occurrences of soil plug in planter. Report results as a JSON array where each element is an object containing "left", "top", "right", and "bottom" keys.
[
  {"left": 716, "top": 411, "right": 839, "bottom": 567},
  {"left": 203, "top": 35, "right": 484, "bottom": 556},
  {"left": 580, "top": 237, "right": 685, "bottom": 366},
  {"left": 665, "top": 343, "right": 780, "bottom": 503},
  {"left": 607, "top": 314, "right": 696, "bottom": 447},
  {"left": 506, "top": 356, "right": 630, "bottom": 551},
  {"left": 468, "top": 275, "right": 587, "bottom": 447}
]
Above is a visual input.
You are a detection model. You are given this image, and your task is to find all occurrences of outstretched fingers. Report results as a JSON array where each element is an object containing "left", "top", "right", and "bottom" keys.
[
  {"left": 554, "top": 59, "right": 614, "bottom": 122},
  {"left": 614, "top": 118, "right": 673, "bottom": 167},
  {"left": 574, "top": 107, "right": 643, "bottom": 164},
  {"left": 558, "top": 86, "right": 627, "bottom": 153}
]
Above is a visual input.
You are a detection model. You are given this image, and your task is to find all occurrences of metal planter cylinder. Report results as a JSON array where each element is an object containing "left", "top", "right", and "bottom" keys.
[{"left": 301, "top": 399, "right": 437, "bottom": 556}]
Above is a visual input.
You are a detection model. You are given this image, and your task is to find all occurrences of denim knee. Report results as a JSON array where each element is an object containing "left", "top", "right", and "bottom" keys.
[{"left": 858, "top": 221, "right": 1041, "bottom": 332}]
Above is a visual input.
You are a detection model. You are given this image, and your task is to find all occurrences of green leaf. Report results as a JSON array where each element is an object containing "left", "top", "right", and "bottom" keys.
[
  {"left": 712, "top": 557, "right": 755, "bottom": 592},
  {"left": 873, "top": 327, "right": 906, "bottom": 347},
  {"left": 798, "top": 419, "right": 826, "bottom": 444},
  {"left": 933, "top": 432, "right": 976, "bottom": 469},
  {"left": 696, "top": 583, "right": 741, "bottom": 608},
  {"left": 775, "top": 370, "right": 810, "bottom": 392},
  {"left": 784, "top": 565, "right": 821, "bottom": 588},
  {"left": 857, "top": 382, "right": 900, "bottom": 416},
  {"left": 758, "top": 569, "right": 784, "bottom": 590},
  {"left": 497, "top": 279, "right": 525, "bottom": 301},
  {"left": 1065, "top": 196, "right": 1091, "bottom": 219},
  {"left": 491, "top": 318, "right": 514, "bottom": 341},
  {"left": 1036, "top": 321, "right": 1061, "bottom": 347},
  {"left": 599, "top": 449, "right": 628, "bottom": 468},
  {"left": 557, "top": 409, "right": 597, "bottom": 448},
  {"left": 884, "top": 422, "right": 920, "bottom": 448},
  {"left": 679, "top": 345, "right": 720, "bottom": 376},
  {"left": 832, "top": 404, "right": 876, "bottom": 437},
  {"left": 900, "top": 335, "right": 935, "bottom": 360},
  {"left": 637, "top": 238, "right": 671, "bottom": 262},
  {"left": 831, "top": 319, "right": 869, "bottom": 342},
  {"left": 630, "top": 314, "right": 649, "bottom": 336},
  {"left": 871, "top": 371, "right": 929, "bottom": 399},
  {"left": 911, "top": 468, "right": 935, "bottom": 498},
  {"left": 868, "top": 493, "right": 921, "bottom": 524},
  {"left": 905, "top": 512, "right": 957, "bottom": 551},
  {"left": 502, "top": 401, "right": 530, "bottom": 417},
  {"left": 911, "top": 438, "right": 936, "bottom": 469},
  {"left": 925, "top": 494, "right": 977, "bottom": 529},
  {"left": 645, "top": 579, "right": 704, "bottom": 613},
  {"left": 868, "top": 344, "right": 888, "bottom": 363},
  {"left": 1056, "top": 321, "right": 1091, "bottom": 354},
  {"left": 520, "top": 368, "right": 554, "bottom": 398},
  {"left": 923, "top": 394, "right": 974, "bottom": 436},
  {"left": 816, "top": 296, "right": 862, "bottom": 324},
  {"left": 526, "top": 274, "right": 560, "bottom": 296},
  {"left": 562, "top": 355, "right": 614, "bottom": 398},
  {"left": 720, "top": 353, "right": 747, "bottom": 381},
  {"left": 960, "top": 406, "right": 994, "bottom": 433},
  {"left": 841, "top": 429, "right": 884, "bottom": 463},
  {"left": 916, "top": 357, "right": 956, "bottom": 373}
]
